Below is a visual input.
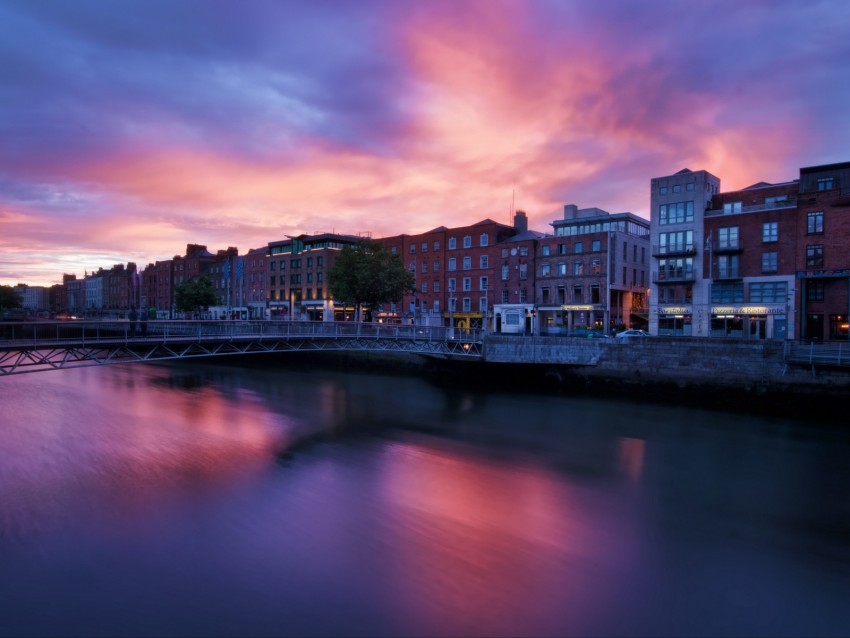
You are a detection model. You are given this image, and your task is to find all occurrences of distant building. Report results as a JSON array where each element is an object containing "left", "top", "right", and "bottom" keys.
[{"left": 267, "top": 232, "right": 363, "bottom": 321}]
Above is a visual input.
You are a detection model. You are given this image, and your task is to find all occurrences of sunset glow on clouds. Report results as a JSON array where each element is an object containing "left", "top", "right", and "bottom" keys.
[{"left": 2, "top": 0, "right": 849, "bottom": 285}]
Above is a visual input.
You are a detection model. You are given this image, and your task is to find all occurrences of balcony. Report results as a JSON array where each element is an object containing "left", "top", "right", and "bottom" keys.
[
  {"left": 652, "top": 244, "right": 697, "bottom": 258},
  {"left": 705, "top": 199, "right": 797, "bottom": 217},
  {"left": 652, "top": 269, "right": 696, "bottom": 284},
  {"left": 711, "top": 239, "right": 743, "bottom": 253},
  {"left": 714, "top": 267, "right": 742, "bottom": 280}
]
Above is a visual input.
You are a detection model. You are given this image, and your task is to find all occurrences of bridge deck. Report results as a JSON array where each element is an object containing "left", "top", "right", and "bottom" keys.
[{"left": 0, "top": 320, "right": 483, "bottom": 375}]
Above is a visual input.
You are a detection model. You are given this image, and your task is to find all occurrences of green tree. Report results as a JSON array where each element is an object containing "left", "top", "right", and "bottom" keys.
[
  {"left": 328, "top": 241, "right": 414, "bottom": 321},
  {"left": 174, "top": 277, "right": 217, "bottom": 316},
  {"left": 0, "top": 285, "right": 22, "bottom": 312}
]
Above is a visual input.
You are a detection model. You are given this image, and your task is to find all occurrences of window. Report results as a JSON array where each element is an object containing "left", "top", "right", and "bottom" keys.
[
  {"left": 501, "top": 265, "right": 509, "bottom": 281},
  {"left": 462, "top": 297, "right": 471, "bottom": 312},
  {"left": 306, "top": 258, "right": 312, "bottom": 267},
  {"left": 806, "top": 244, "right": 823, "bottom": 267},
  {"left": 317, "top": 272, "right": 323, "bottom": 283},
  {"left": 520, "top": 247, "right": 528, "bottom": 257},
  {"left": 501, "top": 290, "right": 509, "bottom": 303},
  {"left": 718, "top": 227, "right": 738, "bottom": 250},
  {"left": 433, "top": 260, "right": 440, "bottom": 272},
  {"left": 479, "top": 255, "right": 488, "bottom": 268},
  {"left": 462, "top": 277, "right": 471, "bottom": 291},
  {"left": 519, "top": 264, "right": 528, "bottom": 280},
  {"left": 711, "top": 282, "right": 744, "bottom": 303},
  {"left": 718, "top": 255, "right": 739, "bottom": 278},
  {"left": 723, "top": 201, "right": 743, "bottom": 214},
  {"left": 592, "top": 240, "right": 601, "bottom": 252},
  {"left": 659, "top": 201, "right": 694, "bottom": 225},
  {"left": 410, "top": 244, "right": 416, "bottom": 253},
  {"left": 817, "top": 177, "right": 835, "bottom": 191},
  {"left": 420, "top": 281, "right": 427, "bottom": 293},
  {"left": 807, "top": 211, "right": 824, "bottom": 234},
  {"left": 762, "top": 222, "right": 778, "bottom": 243},
  {"left": 448, "top": 237, "right": 457, "bottom": 250},
  {"left": 433, "top": 299, "right": 440, "bottom": 313},
  {"left": 480, "top": 233, "right": 489, "bottom": 247},
  {"left": 448, "top": 278, "right": 456, "bottom": 292},
  {"left": 541, "top": 263, "right": 551, "bottom": 277},
  {"left": 558, "top": 243, "right": 567, "bottom": 255},
  {"left": 317, "top": 257, "right": 323, "bottom": 267},
  {"left": 462, "top": 256, "right": 472, "bottom": 270},
  {"left": 433, "top": 280, "right": 440, "bottom": 293},
  {"left": 306, "top": 273, "right": 312, "bottom": 283},
  {"left": 390, "top": 246, "right": 397, "bottom": 254},
  {"left": 573, "top": 285, "right": 583, "bottom": 303},
  {"left": 479, "top": 297, "right": 487, "bottom": 312},
  {"left": 673, "top": 184, "right": 681, "bottom": 193},
  {"left": 448, "top": 297, "right": 457, "bottom": 311},
  {"left": 480, "top": 276, "right": 489, "bottom": 291},
  {"left": 575, "top": 242, "right": 583, "bottom": 254},
  {"left": 501, "top": 248, "right": 509, "bottom": 258},
  {"left": 659, "top": 230, "right": 693, "bottom": 253},
  {"left": 807, "top": 281, "right": 825, "bottom": 302},
  {"left": 448, "top": 258, "right": 457, "bottom": 271},
  {"left": 558, "top": 262, "right": 567, "bottom": 276},
  {"left": 686, "top": 182, "right": 695, "bottom": 192},
  {"left": 591, "top": 258, "right": 601, "bottom": 274},
  {"left": 541, "top": 287, "right": 550, "bottom": 304},
  {"left": 542, "top": 245, "right": 551, "bottom": 256},
  {"left": 750, "top": 281, "right": 786, "bottom": 303},
  {"left": 762, "top": 252, "right": 778, "bottom": 273},
  {"left": 591, "top": 284, "right": 601, "bottom": 303},
  {"left": 659, "top": 186, "right": 668, "bottom": 195},
  {"left": 623, "top": 241, "right": 627, "bottom": 258},
  {"left": 434, "top": 241, "right": 441, "bottom": 251},
  {"left": 574, "top": 261, "right": 583, "bottom": 276},
  {"left": 421, "top": 262, "right": 427, "bottom": 273},
  {"left": 463, "top": 235, "right": 472, "bottom": 248}
]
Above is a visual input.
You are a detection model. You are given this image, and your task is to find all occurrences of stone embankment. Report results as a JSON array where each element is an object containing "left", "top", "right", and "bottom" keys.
[{"left": 482, "top": 335, "right": 850, "bottom": 393}]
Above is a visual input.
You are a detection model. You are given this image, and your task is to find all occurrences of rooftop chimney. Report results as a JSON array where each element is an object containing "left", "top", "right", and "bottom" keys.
[{"left": 514, "top": 210, "right": 528, "bottom": 233}]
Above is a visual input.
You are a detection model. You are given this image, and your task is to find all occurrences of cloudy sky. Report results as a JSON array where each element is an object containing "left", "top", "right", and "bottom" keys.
[{"left": 2, "top": 0, "right": 849, "bottom": 286}]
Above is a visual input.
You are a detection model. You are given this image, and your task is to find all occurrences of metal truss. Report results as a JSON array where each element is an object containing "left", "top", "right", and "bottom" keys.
[{"left": 0, "top": 330, "right": 483, "bottom": 376}]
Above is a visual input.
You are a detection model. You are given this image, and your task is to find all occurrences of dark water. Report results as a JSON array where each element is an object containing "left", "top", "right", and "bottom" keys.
[{"left": 1, "top": 358, "right": 848, "bottom": 637}]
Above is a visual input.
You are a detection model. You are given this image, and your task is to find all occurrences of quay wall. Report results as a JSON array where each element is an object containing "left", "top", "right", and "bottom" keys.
[{"left": 482, "top": 335, "right": 850, "bottom": 391}]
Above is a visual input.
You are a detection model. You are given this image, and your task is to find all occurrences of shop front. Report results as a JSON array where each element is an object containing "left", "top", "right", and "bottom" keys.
[
  {"left": 656, "top": 306, "right": 692, "bottom": 336},
  {"left": 710, "top": 305, "right": 787, "bottom": 340}
]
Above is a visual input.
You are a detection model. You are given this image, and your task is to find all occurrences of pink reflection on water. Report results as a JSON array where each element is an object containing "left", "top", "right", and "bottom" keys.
[
  {"left": 374, "top": 437, "right": 641, "bottom": 635},
  {"left": 0, "top": 366, "right": 291, "bottom": 539}
]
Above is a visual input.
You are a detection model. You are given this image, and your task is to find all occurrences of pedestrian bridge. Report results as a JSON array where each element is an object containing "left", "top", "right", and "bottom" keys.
[{"left": 0, "top": 320, "right": 484, "bottom": 376}]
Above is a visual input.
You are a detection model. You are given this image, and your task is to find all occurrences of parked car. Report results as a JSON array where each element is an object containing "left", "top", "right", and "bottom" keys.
[{"left": 615, "top": 329, "right": 650, "bottom": 339}]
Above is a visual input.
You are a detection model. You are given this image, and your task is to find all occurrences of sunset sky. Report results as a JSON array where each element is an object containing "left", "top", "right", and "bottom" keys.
[{"left": 2, "top": 0, "right": 849, "bottom": 286}]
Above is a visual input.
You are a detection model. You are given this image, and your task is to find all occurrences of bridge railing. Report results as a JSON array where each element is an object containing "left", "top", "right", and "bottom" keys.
[{"left": 0, "top": 320, "right": 482, "bottom": 348}]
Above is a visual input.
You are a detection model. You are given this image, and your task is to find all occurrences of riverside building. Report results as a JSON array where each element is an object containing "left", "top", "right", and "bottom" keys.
[{"left": 650, "top": 160, "right": 850, "bottom": 340}]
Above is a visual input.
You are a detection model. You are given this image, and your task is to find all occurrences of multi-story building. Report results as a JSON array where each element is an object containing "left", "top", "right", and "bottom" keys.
[
  {"left": 84, "top": 272, "right": 103, "bottom": 315},
  {"left": 704, "top": 179, "right": 798, "bottom": 339},
  {"left": 536, "top": 205, "right": 650, "bottom": 335},
  {"left": 268, "top": 232, "right": 363, "bottom": 321},
  {"left": 244, "top": 247, "right": 269, "bottom": 319},
  {"left": 651, "top": 160, "right": 850, "bottom": 340},
  {"left": 382, "top": 217, "right": 519, "bottom": 328},
  {"left": 649, "top": 168, "right": 721, "bottom": 336}
]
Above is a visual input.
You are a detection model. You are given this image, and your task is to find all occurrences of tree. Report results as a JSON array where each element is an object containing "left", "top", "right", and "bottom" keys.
[
  {"left": 0, "top": 285, "right": 22, "bottom": 312},
  {"left": 174, "top": 277, "right": 217, "bottom": 316},
  {"left": 328, "top": 241, "right": 414, "bottom": 321}
]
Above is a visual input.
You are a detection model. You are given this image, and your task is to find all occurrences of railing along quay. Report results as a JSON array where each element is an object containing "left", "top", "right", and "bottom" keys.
[
  {"left": 784, "top": 341, "right": 850, "bottom": 368},
  {"left": 0, "top": 320, "right": 483, "bottom": 376}
]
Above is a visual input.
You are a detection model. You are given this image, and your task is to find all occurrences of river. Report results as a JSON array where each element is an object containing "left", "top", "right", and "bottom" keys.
[{"left": 1, "top": 357, "right": 848, "bottom": 637}]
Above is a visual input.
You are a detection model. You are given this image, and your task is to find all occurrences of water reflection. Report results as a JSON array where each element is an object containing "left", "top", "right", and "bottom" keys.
[{"left": 1, "top": 360, "right": 849, "bottom": 637}]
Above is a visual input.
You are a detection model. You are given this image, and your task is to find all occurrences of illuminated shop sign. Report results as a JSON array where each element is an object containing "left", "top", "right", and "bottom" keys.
[
  {"left": 711, "top": 306, "right": 785, "bottom": 315},
  {"left": 659, "top": 306, "right": 691, "bottom": 314},
  {"left": 561, "top": 305, "right": 598, "bottom": 311}
]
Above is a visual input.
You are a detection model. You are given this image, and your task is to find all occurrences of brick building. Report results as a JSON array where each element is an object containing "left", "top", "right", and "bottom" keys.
[{"left": 651, "top": 160, "right": 850, "bottom": 340}]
